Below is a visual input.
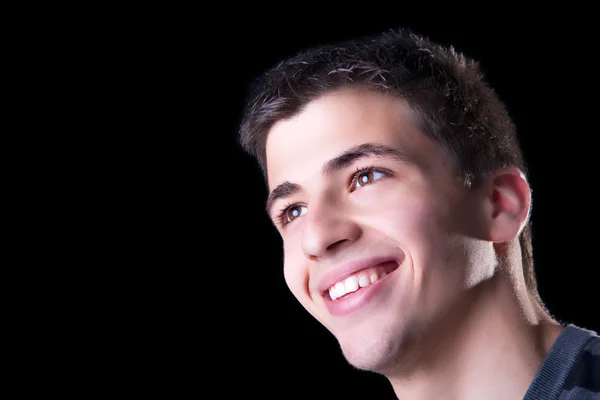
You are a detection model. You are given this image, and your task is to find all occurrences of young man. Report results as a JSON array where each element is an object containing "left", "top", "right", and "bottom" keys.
[{"left": 237, "top": 28, "right": 599, "bottom": 399}]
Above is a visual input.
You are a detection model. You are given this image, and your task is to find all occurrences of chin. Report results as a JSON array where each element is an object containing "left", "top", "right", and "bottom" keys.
[{"left": 337, "top": 329, "right": 407, "bottom": 374}]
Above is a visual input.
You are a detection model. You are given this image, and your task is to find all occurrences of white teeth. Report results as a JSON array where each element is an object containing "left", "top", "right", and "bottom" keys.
[
  {"left": 329, "top": 270, "right": 384, "bottom": 300},
  {"left": 345, "top": 276, "right": 359, "bottom": 292},
  {"left": 333, "top": 282, "right": 344, "bottom": 299},
  {"left": 370, "top": 272, "right": 378, "bottom": 284},
  {"left": 358, "top": 275, "right": 369, "bottom": 288}
]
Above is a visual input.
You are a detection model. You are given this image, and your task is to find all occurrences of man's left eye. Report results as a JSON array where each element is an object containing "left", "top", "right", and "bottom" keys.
[{"left": 353, "top": 170, "right": 386, "bottom": 189}]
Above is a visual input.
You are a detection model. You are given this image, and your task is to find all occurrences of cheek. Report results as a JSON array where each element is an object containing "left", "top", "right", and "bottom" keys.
[
  {"left": 363, "top": 188, "right": 446, "bottom": 247},
  {"left": 380, "top": 196, "right": 481, "bottom": 311},
  {"left": 282, "top": 243, "right": 310, "bottom": 302},
  {"left": 365, "top": 191, "right": 455, "bottom": 279}
]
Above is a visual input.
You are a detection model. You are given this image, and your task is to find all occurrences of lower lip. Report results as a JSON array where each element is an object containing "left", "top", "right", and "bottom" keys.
[{"left": 324, "top": 266, "right": 396, "bottom": 317}]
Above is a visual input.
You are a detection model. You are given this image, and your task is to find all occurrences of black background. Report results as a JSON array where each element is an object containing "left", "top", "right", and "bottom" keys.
[{"left": 117, "top": 10, "right": 600, "bottom": 399}]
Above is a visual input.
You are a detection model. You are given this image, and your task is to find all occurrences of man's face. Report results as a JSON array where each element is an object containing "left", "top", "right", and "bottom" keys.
[{"left": 264, "top": 88, "right": 494, "bottom": 373}]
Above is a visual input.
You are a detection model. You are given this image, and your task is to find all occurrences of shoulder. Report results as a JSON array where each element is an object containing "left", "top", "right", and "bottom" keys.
[
  {"left": 560, "top": 325, "right": 599, "bottom": 399},
  {"left": 524, "top": 324, "right": 599, "bottom": 400}
]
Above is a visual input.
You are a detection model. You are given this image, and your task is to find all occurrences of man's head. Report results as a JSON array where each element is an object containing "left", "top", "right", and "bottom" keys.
[{"left": 238, "top": 29, "right": 540, "bottom": 372}]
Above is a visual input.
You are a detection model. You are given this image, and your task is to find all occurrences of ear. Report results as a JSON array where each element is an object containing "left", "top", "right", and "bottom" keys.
[{"left": 485, "top": 167, "right": 531, "bottom": 242}]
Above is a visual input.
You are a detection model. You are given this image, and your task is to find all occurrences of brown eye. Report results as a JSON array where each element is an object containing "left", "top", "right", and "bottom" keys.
[
  {"left": 354, "top": 170, "right": 386, "bottom": 189},
  {"left": 284, "top": 205, "right": 307, "bottom": 223},
  {"left": 357, "top": 171, "right": 375, "bottom": 186}
]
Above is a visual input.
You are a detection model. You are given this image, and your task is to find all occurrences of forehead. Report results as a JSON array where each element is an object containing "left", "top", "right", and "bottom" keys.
[{"left": 265, "top": 88, "right": 440, "bottom": 190}]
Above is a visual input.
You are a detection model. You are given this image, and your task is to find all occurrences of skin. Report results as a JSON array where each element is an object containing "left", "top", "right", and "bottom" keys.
[{"left": 264, "top": 87, "right": 563, "bottom": 399}]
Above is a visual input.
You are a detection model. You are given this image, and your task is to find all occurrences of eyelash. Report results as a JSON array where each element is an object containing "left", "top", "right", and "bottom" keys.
[
  {"left": 276, "top": 200, "right": 300, "bottom": 228},
  {"left": 350, "top": 165, "right": 387, "bottom": 189},
  {"left": 276, "top": 165, "right": 390, "bottom": 227}
]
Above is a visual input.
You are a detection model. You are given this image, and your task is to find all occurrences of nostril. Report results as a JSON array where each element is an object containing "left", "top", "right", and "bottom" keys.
[{"left": 326, "top": 238, "right": 352, "bottom": 253}]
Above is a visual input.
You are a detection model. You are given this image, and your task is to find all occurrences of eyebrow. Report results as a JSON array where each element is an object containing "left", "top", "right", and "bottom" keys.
[{"left": 265, "top": 142, "right": 411, "bottom": 220}]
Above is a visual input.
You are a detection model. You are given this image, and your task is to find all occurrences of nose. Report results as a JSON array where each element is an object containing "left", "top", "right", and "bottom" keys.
[{"left": 301, "top": 196, "right": 361, "bottom": 260}]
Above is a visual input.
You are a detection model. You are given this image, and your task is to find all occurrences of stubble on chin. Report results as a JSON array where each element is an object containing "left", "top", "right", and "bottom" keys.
[{"left": 338, "top": 325, "right": 419, "bottom": 375}]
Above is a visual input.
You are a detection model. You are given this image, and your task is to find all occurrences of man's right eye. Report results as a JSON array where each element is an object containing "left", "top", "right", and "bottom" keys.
[{"left": 278, "top": 204, "right": 307, "bottom": 226}]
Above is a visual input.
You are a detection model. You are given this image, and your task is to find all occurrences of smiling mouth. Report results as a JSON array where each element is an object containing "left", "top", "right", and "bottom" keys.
[{"left": 326, "top": 261, "right": 399, "bottom": 301}]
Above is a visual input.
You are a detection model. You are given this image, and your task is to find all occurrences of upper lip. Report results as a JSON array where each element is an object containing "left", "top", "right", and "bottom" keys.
[{"left": 316, "top": 255, "right": 400, "bottom": 295}]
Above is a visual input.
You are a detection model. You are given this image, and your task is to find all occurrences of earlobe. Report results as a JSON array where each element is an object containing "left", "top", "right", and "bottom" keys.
[{"left": 487, "top": 167, "right": 531, "bottom": 242}]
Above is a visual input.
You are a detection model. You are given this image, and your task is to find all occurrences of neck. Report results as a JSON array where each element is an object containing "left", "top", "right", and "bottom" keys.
[{"left": 386, "top": 267, "right": 563, "bottom": 400}]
